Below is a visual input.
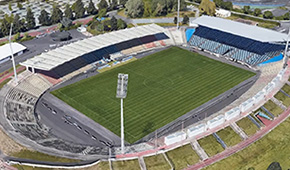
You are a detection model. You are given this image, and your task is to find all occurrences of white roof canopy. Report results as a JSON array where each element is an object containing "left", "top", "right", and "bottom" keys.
[
  {"left": 192, "top": 16, "right": 287, "bottom": 43},
  {"left": 21, "top": 24, "right": 166, "bottom": 71},
  {"left": 0, "top": 43, "right": 27, "bottom": 61}
]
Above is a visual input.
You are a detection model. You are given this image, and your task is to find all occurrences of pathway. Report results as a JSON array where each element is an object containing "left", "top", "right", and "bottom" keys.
[
  {"left": 271, "top": 97, "right": 287, "bottom": 111},
  {"left": 230, "top": 122, "right": 248, "bottom": 140},
  {"left": 190, "top": 140, "right": 208, "bottom": 161}
]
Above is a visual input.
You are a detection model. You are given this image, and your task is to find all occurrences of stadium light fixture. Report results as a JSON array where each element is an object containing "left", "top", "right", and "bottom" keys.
[
  {"left": 9, "top": 22, "right": 18, "bottom": 84},
  {"left": 116, "top": 73, "right": 129, "bottom": 154}
]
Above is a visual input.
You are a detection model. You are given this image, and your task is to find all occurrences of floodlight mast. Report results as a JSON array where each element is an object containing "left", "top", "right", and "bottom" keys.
[
  {"left": 9, "top": 22, "right": 18, "bottom": 83},
  {"left": 116, "top": 73, "right": 129, "bottom": 154}
]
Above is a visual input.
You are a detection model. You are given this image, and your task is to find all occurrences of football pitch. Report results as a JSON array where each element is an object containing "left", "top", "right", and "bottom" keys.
[{"left": 52, "top": 47, "right": 255, "bottom": 143}]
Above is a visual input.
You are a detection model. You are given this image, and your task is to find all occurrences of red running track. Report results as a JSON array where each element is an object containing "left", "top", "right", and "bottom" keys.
[{"left": 185, "top": 106, "right": 290, "bottom": 170}]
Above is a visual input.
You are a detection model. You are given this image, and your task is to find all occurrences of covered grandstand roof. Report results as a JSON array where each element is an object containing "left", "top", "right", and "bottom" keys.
[
  {"left": 20, "top": 24, "right": 166, "bottom": 71},
  {"left": 192, "top": 16, "right": 287, "bottom": 43}
]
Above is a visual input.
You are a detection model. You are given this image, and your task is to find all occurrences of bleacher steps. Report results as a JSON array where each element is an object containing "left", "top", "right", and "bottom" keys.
[
  {"left": 280, "top": 89, "right": 290, "bottom": 98},
  {"left": 271, "top": 97, "right": 287, "bottom": 111},
  {"left": 230, "top": 122, "right": 248, "bottom": 140},
  {"left": 190, "top": 140, "right": 208, "bottom": 161},
  {"left": 212, "top": 133, "right": 227, "bottom": 149},
  {"left": 247, "top": 115, "right": 261, "bottom": 129},
  {"left": 138, "top": 156, "right": 147, "bottom": 170}
]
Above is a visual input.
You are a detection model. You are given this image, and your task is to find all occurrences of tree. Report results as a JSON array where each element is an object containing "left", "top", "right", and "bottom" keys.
[
  {"left": 117, "top": 19, "right": 127, "bottom": 29},
  {"left": 173, "top": 16, "right": 177, "bottom": 24},
  {"left": 125, "top": 0, "right": 144, "bottom": 18},
  {"left": 17, "top": 2, "right": 23, "bottom": 9},
  {"left": 120, "top": 0, "right": 128, "bottom": 6},
  {"left": 172, "top": 0, "right": 186, "bottom": 12},
  {"left": 213, "top": 0, "right": 223, "bottom": 7},
  {"left": 199, "top": 0, "right": 216, "bottom": 16},
  {"left": 166, "top": 0, "right": 175, "bottom": 13},
  {"left": 103, "top": 20, "right": 111, "bottom": 31},
  {"left": 13, "top": 14, "right": 26, "bottom": 34},
  {"left": 73, "top": 0, "right": 85, "bottom": 19},
  {"left": 38, "top": 9, "right": 51, "bottom": 26},
  {"left": 263, "top": 11, "right": 273, "bottom": 19},
  {"left": 23, "top": 32, "right": 30, "bottom": 39},
  {"left": 8, "top": 2, "right": 12, "bottom": 11},
  {"left": 64, "top": 4, "right": 74, "bottom": 20},
  {"left": 222, "top": 1, "right": 232, "bottom": 10},
  {"left": 1, "top": 17, "right": 10, "bottom": 36},
  {"left": 4, "top": 13, "right": 14, "bottom": 23},
  {"left": 109, "top": 0, "right": 118, "bottom": 10},
  {"left": 253, "top": 8, "right": 261, "bottom": 16},
  {"left": 182, "top": 15, "right": 189, "bottom": 24},
  {"left": 51, "top": 5, "right": 63, "bottom": 24},
  {"left": 267, "top": 162, "right": 282, "bottom": 170},
  {"left": 87, "top": 0, "right": 98, "bottom": 15},
  {"left": 110, "top": 16, "right": 117, "bottom": 30},
  {"left": 143, "top": 1, "right": 152, "bottom": 17},
  {"left": 283, "top": 12, "right": 290, "bottom": 20},
  {"left": 151, "top": 0, "right": 167, "bottom": 16},
  {"left": 14, "top": 32, "right": 21, "bottom": 41},
  {"left": 98, "top": 0, "right": 108, "bottom": 10},
  {"left": 98, "top": 8, "right": 107, "bottom": 18},
  {"left": 243, "top": 6, "right": 250, "bottom": 14},
  {"left": 26, "top": 7, "right": 35, "bottom": 30}
]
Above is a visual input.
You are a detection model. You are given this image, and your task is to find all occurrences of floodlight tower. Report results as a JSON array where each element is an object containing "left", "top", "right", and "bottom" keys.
[
  {"left": 116, "top": 73, "right": 129, "bottom": 154},
  {"left": 177, "top": 0, "right": 180, "bottom": 29},
  {"left": 283, "top": 28, "right": 290, "bottom": 68},
  {"left": 9, "top": 21, "right": 18, "bottom": 83}
]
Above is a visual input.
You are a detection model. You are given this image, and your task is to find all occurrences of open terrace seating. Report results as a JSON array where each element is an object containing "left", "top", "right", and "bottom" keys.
[{"left": 189, "top": 34, "right": 282, "bottom": 65}]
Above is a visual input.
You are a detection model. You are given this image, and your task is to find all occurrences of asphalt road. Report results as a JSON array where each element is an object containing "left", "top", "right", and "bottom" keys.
[
  {"left": 0, "top": 29, "right": 87, "bottom": 74},
  {"left": 224, "top": 0, "right": 290, "bottom": 6},
  {"left": 36, "top": 92, "right": 121, "bottom": 147}
]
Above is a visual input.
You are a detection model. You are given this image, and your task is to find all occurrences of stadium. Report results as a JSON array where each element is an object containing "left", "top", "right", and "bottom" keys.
[{"left": 0, "top": 15, "right": 289, "bottom": 168}]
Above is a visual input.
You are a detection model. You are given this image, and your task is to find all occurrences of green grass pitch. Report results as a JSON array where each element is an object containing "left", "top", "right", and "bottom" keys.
[{"left": 52, "top": 47, "right": 255, "bottom": 143}]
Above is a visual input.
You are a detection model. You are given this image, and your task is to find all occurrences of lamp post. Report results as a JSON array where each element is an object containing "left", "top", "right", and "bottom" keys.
[
  {"left": 283, "top": 28, "right": 290, "bottom": 68},
  {"left": 9, "top": 22, "right": 18, "bottom": 83},
  {"left": 177, "top": 0, "right": 180, "bottom": 29},
  {"left": 116, "top": 73, "right": 129, "bottom": 154}
]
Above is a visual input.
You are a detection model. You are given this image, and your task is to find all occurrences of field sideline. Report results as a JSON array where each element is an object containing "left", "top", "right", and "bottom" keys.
[{"left": 52, "top": 47, "right": 255, "bottom": 143}]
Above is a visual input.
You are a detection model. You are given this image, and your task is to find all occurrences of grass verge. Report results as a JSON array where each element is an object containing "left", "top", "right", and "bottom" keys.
[
  {"left": 263, "top": 100, "right": 284, "bottom": 117},
  {"left": 166, "top": 144, "right": 200, "bottom": 170},
  {"left": 144, "top": 154, "right": 171, "bottom": 170},
  {"left": 216, "top": 126, "right": 242, "bottom": 147},
  {"left": 274, "top": 91, "right": 290, "bottom": 107},
  {"left": 112, "top": 159, "right": 141, "bottom": 170},
  {"left": 11, "top": 150, "right": 80, "bottom": 163},
  {"left": 204, "top": 116, "right": 290, "bottom": 170},
  {"left": 198, "top": 135, "right": 224, "bottom": 157},
  {"left": 0, "top": 78, "right": 11, "bottom": 89},
  {"left": 236, "top": 117, "right": 259, "bottom": 136}
]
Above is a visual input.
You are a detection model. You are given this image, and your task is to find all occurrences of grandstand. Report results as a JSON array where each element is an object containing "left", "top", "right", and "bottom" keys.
[
  {"left": 188, "top": 16, "right": 286, "bottom": 66},
  {"left": 20, "top": 24, "right": 174, "bottom": 79}
]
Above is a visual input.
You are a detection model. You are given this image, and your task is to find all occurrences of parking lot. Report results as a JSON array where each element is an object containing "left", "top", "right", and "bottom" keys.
[{"left": 0, "top": 29, "right": 88, "bottom": 74}]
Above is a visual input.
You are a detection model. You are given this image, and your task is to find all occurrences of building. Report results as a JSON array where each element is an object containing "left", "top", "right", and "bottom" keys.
[
  {"left": 215, "top": 9, "right": 231, "bottom": 18},
  {"left": 0, "top": 43, "right": 27, "bottom": 64}
]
